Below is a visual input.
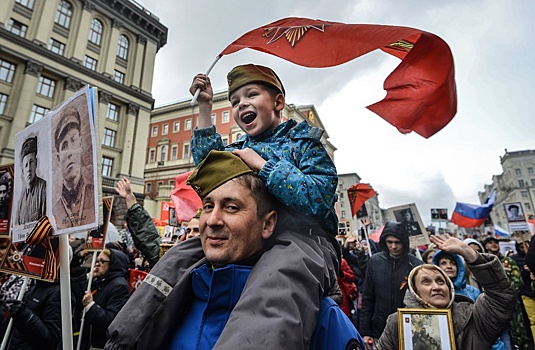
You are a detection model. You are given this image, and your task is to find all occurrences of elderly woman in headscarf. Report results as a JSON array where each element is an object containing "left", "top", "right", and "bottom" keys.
[
  {"left": 80, "top": 248, "right": 130, "bottom": 350},
  {"left": 378, "top": 235, "right": 516, "bottom": 350}
]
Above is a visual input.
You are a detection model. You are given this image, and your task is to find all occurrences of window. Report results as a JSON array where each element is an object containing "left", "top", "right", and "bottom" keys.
[
  {"left": 340, "top": 201, "right": 344, "bottom": 208},
  {"left": 88, "top": 19, "right": 103, "bottom": 46},
  {"left": 54, "top": 0, "right": 72, "bottom": 29},
  {"left": 173, "top": 121, "right": 180, "bottom": 132},
  {"left": 6, "top": 19, "right": 27, "bottom": 38},
  {"left": 519, "top": 179, "right": 525, "bottom": 187},
  {"left": 339, "top": 192, "right": 344, "bottom": 199},
  {"left": 522, "top": 191, "right": 528, "bottom": 198},
  {"left": 169, "top": 180, "right": 175, "bottom": 187},
  {"left": 222, "top": 137, "right": 228, "bottom": 146},
  {"left": 162, "top": 124, "right": 168, "bottom": 135},
  {"left": 236, "top": 133, "right": 242, "bottom": 141},
  {"left": 149, "top": 149, "right": 155, "bottom": 163},
  {"left": 160, "top": 146, "right": 167, "bottom": 161},
  {"left": 185, "top": 119, "right": 192, "bottom": 130},
  {"left": 48, "top": 39, "right": 65, "bottom": 55},
  {"left": 29, "top": 105, "right": 49, "bottom": 123},
  {"left": 222, "top": 111, "right": 230, "bottom": 123},
  {"left": 102, "top": 157, "right": 113, "bottom": 177},
  {"left": 171, "top": 145, "right": 178, "bottom": 160},
  {"left": 531, "top": 179, "right": 535, "bottom": 187},
  {"left": 183, "top": 144, "right": 190, "bottom": 159},
  {"left": 0, "top": 94, "right": 7, "bottom": 115},
  {"left": 529, "top": 167, "right": 534, "bottom": 175},
  {"left": 36, "top": 76, "right": 56, "bottom": 98},
  {"left": 146, "top": 183, "right": 152, "bottom": 193},
  {"left": 106, "top": 103, "right": 119, "bottom": 121},
  {"left": 341, "top": 211, "right": 346, "bottom": 219},
  {"left": 117, "top": 35, "right": 129, "bottom": 60},
  {"left": 15, "top": 0, "right": 35, "bottom": 9},
  {"left": 113, "top": 70, "right": 125, "bottom": 84},
  {"left": 102, "top": 128, "right": 116, "bottom": 147},
  {"left": 157, "top": 181, "right": 163, "bottom": 189},
  {"left": 84, "top": 55, "right": 98, "bottom": 71},
  {"left": 516, "top": 168, "right": 522, "bottom": 176},
  {"left": 526, "top": 203, "right": 532, "bottom": 210},
  {"left": 211, "top": 113, "right": 216, "bottom": 125},
  {"left": 151, "top": 126, "right": 158, "bottom": 137}
]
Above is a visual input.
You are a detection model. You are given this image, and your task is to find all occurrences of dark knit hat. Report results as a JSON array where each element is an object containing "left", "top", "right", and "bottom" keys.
[
  {"left": 483, "top": 236, "right": 499, "bottom": 246},
  {"left": 20, "top": 136, "right": 38, "bottom": 159},
  {"left": 187, "top": 150, "right": 254, "bottom": 199},
  {"left": 55, "top": 107, "right": 81, "bottom": 151},
  {"left": 227, "top": 64, "right": 285, "bottom": 99}
]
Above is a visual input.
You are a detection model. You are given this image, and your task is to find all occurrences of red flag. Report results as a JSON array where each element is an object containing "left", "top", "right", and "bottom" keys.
[
  {"left": 170, "top": 171, "right": 202, "bottom": 222},
  {"left": 220, "top": 17, "right": 456, "bottom": 138},
  {"left": 347, "top": 183, "right": 377, "bottom": 218},
  {"left": 369, "top": 226, "right": 384, "bottom": 243}
]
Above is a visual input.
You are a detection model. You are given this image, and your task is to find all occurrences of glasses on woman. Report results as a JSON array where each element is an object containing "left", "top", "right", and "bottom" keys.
[
  {"left": 96, "top": 259, "right": 110, "bottom": 265},
  {"left": 186, "top": 228, "right": 199, "bottom": 233}
]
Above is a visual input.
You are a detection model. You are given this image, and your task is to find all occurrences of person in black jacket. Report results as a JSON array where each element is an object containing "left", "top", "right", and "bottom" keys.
[
  {"left": 359, "top": 222, "right": 423, "bottom": 348},
  {"left": 3, "top": 279, "right": 61, "bottom": 350},
  {"left": 80, "top": 248, "right": 130, "bottom": 350}
]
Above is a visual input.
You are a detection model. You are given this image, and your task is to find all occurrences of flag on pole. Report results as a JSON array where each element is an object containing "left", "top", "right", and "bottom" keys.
[
  {"left": 494, "top": 225, "right": 510, "bottom": 238},
  {"left": 451, "top": 190, "right": 497, "bottom": 228},
  {"left": 220, "top": 17, "right": 457, "bottom": 138},
  {"left": 170, "top": 171, "right": 202, "bottom": 222},
  {"left": 347, "top": 183, "right": 377, "bottom": 218}
]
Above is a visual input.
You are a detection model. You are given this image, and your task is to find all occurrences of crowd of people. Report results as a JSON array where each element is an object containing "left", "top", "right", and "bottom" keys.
[{"left": 0, "top": 63, "right": 530, "bottom": 349}]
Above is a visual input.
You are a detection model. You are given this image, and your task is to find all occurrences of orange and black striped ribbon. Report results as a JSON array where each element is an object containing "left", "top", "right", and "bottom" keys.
[{"left": 24, "top": 216, "right": 56, "bottom": 280}]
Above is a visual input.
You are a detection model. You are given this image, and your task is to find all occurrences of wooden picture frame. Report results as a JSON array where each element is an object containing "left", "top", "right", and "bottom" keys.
[{"left": 398, "top": 308, "right": 456, "bottom": 350}]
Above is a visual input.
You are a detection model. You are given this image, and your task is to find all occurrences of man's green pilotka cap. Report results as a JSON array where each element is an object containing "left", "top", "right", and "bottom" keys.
[
  {"left": 187, "top": 150, "right": 254, "bottom": 199},
  {"left": 227, "top": 64, "right": 285, "bottom": 99}
]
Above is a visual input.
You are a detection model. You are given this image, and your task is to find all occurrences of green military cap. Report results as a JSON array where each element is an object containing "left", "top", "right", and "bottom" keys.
[
  {"left": 187, "top": 150, "right": 254, "bottom": 199},
  {"left": 227, "top": 64, "right": 285, "bottom": 99}
]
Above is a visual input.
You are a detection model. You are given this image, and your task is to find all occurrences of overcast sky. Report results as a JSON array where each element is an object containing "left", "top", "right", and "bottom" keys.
[{"left": 135, "top": 0, "right": 534, "bottom": 225}]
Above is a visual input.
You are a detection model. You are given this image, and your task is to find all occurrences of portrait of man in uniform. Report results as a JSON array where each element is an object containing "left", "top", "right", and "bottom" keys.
[{"left": 52, "top": 105, "right": 96, "bottom": 230}]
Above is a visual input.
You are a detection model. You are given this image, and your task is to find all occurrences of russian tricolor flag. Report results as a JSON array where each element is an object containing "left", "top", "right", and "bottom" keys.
[
  {"left": 451, "top": 190, "right": 496, "bottom": 228},
  {"left": 494, "top": 225, "right": 510, "bottom": 238}
]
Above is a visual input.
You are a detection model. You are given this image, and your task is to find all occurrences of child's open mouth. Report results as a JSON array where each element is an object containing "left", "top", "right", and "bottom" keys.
[{"left": 241, "top": 112, "right": 257, "bottom": 125}]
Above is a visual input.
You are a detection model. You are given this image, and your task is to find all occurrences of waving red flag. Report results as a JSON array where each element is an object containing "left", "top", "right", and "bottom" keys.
[
  {"left": 347, "top": 183, "right": 377, "bottom": 218},
  {"left": 220, "top": 17, "right": 456, "bottom": 138},
  {"left": 170, "top": 171, "right": 202, "bottom": 222}
]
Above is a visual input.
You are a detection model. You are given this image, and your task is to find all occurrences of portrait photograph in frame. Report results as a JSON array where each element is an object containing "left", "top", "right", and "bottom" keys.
[
  {"left": 388, "top": 203, "right": 429, "bottom": 246},
  {"left": 0, "top": 164, "right": 14, "bottom": 236},
  {"left": 398, "top": 308, "right": 456, "bottom": 350}
]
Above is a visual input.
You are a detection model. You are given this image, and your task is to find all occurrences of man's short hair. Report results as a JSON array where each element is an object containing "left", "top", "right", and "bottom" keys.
[
  {"left": 20, "top": 136, "right": 38, "bottom": 159},
  {"left": 55, "top": 107, "right": 81, "bottom": 152},
  {"left": 508, "top": 204, "right": 520, "bottom": 212},
  {"left": 233, "top": 173, "right": 277, "bottom": 218}
]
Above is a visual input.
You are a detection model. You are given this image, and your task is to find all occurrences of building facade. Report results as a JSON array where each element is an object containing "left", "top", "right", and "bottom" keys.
[
  {"left": 144, "top": 90, "right": 339, "bottom": 219},
  {"left": 479, "top": 149, "right": 535, "bottom": 230},
  {"left": 0, "top": 0, "right": 167, "bottom": 222}
]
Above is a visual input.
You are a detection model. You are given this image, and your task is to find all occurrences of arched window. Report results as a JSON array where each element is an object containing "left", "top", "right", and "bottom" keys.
[
  {"left": 54, "top": 1, "right": 72, "bottom": 29},
  {"left": 160, "top": 145, "right": 167, "bottom": 162},
  {"left": 88, "top": 19, "right": 103, "bottom": 46},
  {"left": 117, "top": 35, "right": 129, "bottom": 60}
]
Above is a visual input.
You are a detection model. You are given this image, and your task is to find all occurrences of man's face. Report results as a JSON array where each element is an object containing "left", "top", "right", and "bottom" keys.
[
  {"left": 414, "top": 268, "right": 451, "bottom": 308},
  {"left": 485, "top": 240, "right": 500, "bottom": 255},
  {"left": 0, "top": 184, "right": 7, "bottom": 203},
  {"left": 93, "top": 252, "right": 110, "bottom": 278},
  {"left": 230, "top": 83, "right": 283, "bottom": 137},
  {"left": 199, "top": 178, "right": 275, "bottom": 268},
  {"left": 385, "top": 235, "right": 403, "bottom": 256},
  {"left": 21, "top": 152, "right": 37, "bottom": 187},
  {"left": 510, "top": 207, "right": 519, "bottom": 216},
  {"left": 185, "top": 218, "right": 200, "bottom": 240},
  {"left": 58, "top": 128, "right": 82, "bottom": 183},
  {"left": 438, "top": 257, "right": 458, "bottom": 279},
  {"left": 468, "top": 243, "right": 482, "bottom": 254},
  {"left": 403, "top": 211, "right": 411, "bottom": 221}
]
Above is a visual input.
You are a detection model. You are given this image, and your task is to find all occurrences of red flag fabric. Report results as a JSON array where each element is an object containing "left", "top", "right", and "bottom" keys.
[
  {"left": 368, "top": 226, "right": 384, "bottom": 243},
  {"left": 170, "top": 171, "right": 202, "bottom": 222},
  {"left": 220, "top": 17, "right": 456, "bottom": 138},
  {"left": 347, "top": 183, "right": 377, "bottom": 218}
]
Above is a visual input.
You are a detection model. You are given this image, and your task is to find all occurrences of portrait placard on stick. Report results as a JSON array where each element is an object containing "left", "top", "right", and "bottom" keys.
[{"left": 388, "top": 203, "right": 429, "bottom": 246}]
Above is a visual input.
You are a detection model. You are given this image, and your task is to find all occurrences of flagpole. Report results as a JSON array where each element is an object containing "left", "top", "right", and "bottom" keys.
[
  {"left": 0, "top": 277, "right": 28, "bottom": 350},
  {"left": 60, "top": 233, "right": 74, "bottom": 350},
  {"left": 190, "top": 55, "right": 222, "bottom": 106},
  {"left": 76, "top": 251, "right": 97, "bottom": 350},
  {"left": 362, "top": 224, "right": 373, "bottom": 258}
]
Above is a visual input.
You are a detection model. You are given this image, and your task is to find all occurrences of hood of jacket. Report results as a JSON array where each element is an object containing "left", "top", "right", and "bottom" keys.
[
  {"left": 463, "top": 238, "right": 484, "bottom": 253},
  {"left": 405, "top": 263, "right": 455, "bottom": 309},
  {"left": 379, "top": 222, "right": 410, "bottom": 256},
  {"left": 432, "top": 250, "right": 467, "bottom": 290},
  {"left": 95, "top": 249, "right": 130, "bottom": 286}
]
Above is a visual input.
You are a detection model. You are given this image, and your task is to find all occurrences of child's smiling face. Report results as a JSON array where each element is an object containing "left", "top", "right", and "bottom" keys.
[{"left": 230, "top": 83, "right": 284, "bottom": 137}]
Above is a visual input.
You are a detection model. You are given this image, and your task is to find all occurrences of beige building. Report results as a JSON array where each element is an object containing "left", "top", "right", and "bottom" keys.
[
  {"left": 144, "top": 90, "right": 339, "bottom": 219},
  {"left": 479, "top": 149, "right": 535, "bottom": 230},
  {"left": 0, "top": 0, "right": 167, "bottom": 222}
]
